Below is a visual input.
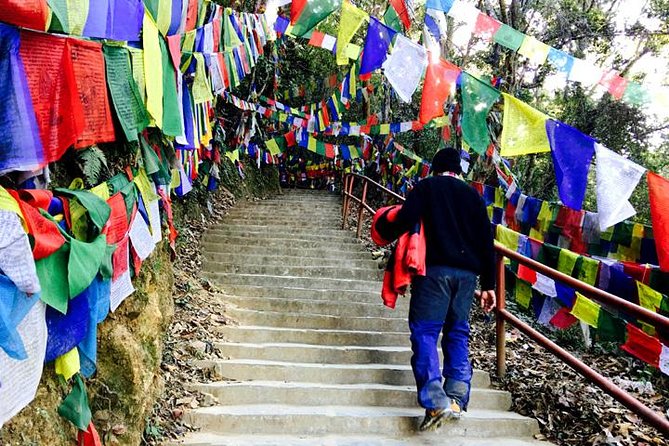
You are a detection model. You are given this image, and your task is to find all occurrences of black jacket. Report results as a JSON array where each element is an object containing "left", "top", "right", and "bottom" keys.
[{"left": 376, "top": 175, "right": 496, "bottom": 290}]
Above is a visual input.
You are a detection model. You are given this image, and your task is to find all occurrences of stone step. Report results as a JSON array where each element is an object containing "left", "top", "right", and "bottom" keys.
[
  {"left": 226, "top": 308, "right": 407, "bottom": 332},
  {"left": 202, "top": 253, "right": 379, "bottom": 270},
  {"left": 207, "top": 228, "right": 356, "bottom": 243},
  {"left": 229, "top": 203, "right": 341, "bottom": 211},
  {"left": 216, "top": 285, "right": 394, "bottom": 304},
  {"left": 201, "top": 244, "right": 373, "bottom": 261},
  {"left": 174, "top": 433, "right": 552, "bottom": 446},
  {"left": 210, "top": 223, "right": 353, "bottom": 237},
  {"left": 190, "top": 381, "right": 511, "bottom": 411},
  {"left": 185, "top": 405, "right": 539, "bottom": 437},
  {"left": 223, "top": 295, "right": 406, "bottom": 318},
  {"left": 219, "top": 219, "right": 340, "bottom": 229},
  {"left": 216, "top": 342, "right": 413, "bottom": 365},
  {"left": 205, "top": 262, "right": 383, "bottom": 281},
  {"left": 216, "top": 325, "right": 409, "bottom": 347},
  {"left": 223, "top": 211, "right": 343, "bottom": 220},
  {"left": 196, "top": 359, "right": 490, "bottom": 388},
  {"left": 206, "top": 273, "right": 381, "bottom": 293},
  {"left": 203, "top": 234, "right": 362, "bottom": 248}
]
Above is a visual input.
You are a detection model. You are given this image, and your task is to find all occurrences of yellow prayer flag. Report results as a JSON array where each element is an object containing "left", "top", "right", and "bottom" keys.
[
  {"left": 494, "top": 188, "right": 505, "bottom": 208},
  {"left": 226, "top": 150, "right": 240, "bottom": 163},
  {"left": 89, "top": 183, "right": 110, "bottom": 201},
  {"left": 266, "top": 139, "right": 281, "bottom": 156},
  {"left": 345, "top": 43, "right": 362, "bottom": 61},
  {"left": 143, "top": 12, "right": 164, "bottom": 128},
  {"left": 570, "top": 293, "right": 600, "bottom": 327},
  {"left": 518, "top": 36, "right": 550, "bottom": 65},
  {"left": 496, "top": 225, "right": 519, "bottom": 252},
  {"left": 55, "top": 348, "right": 80, "bottom": 381},
  {"left": 637, "top": 281, "right": 663, "bottom": 312},
  {"left": 135, "top": 169, "right": 160, "bottom": 203},
  {"left": 576, "top": 256, "right": 598, "bottom": 286},
  {"left": 66, "top": 0, "right": 89, "bottom": 35},
  {"left": 529, "top": 228, "right": 544, "bottom": 241},
  {"left": 337, "top": 1, "right": 368, "bottom": 65},
  {"left": 0, "top": 186, "right": 22, "bottom": 217},
  {"left": 557, "top": 249, "right": 579, "bottom": 275},
  {"left": 308, "top": 136, "right": 318, "bottom": 153},
  {"left": 500, "top": 93, "right": 551, "bottom": 156},
  {"left": 183, "top": 31, "right": 197, "bottom": 54},
  {"left": 515, "top": 280, "right": 532, "bottom": 309},
  {"left": 170, "top": 168, "right": 181, "bottom": 188},
  {"left": 535, "top": 201, "right": 553, "bottom": 233},
  {"left": 128, "top": 48, "right": 147, "bottom": 105},
  {"left": 157, "top": 0, "right": 173, "bottom": 35},
  {"left": 379, "top": 124, "right": 391, "bottom": 134},
  {"left": 193, "top": 53, "right": 214, "bottom": 104}
]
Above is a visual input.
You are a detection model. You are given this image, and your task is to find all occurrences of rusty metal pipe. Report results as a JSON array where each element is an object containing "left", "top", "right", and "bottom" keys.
[
  {"left": 495, "top": 254, "right": 507, "bottom": 378},
  {"left": 499, "top": 308, "right": 669, "bottom": 435}
]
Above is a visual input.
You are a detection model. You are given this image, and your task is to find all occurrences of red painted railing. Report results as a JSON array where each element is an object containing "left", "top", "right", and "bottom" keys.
[{"left": 342, "top": 172, "right": 669, "bottom": 435}]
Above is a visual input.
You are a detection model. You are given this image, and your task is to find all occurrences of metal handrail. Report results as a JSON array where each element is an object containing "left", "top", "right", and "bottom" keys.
[{"left": 341, "top": 172, "right": 669, "bottom": 435}]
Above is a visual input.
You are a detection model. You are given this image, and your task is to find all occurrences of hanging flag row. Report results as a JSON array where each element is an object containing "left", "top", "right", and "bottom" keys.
[{"left": 422, "top": 0, "right": 666, "bottom": 109}]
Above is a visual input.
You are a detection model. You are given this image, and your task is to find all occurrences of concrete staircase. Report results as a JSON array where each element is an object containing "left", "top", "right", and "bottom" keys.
[{"left": 178, "top": 189, "right": 550, "bottom": 445}]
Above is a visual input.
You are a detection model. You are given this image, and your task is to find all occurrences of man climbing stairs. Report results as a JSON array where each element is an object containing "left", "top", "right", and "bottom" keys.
[{"left": 177, "top": 189, "right": 552, "bottom": 445}]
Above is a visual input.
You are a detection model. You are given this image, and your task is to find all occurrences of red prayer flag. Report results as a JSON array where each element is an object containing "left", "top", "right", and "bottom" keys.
[
  {"left": 69, "top": 39, "right": 116, "bottom": 148},
  {"left": 412, "top": 121, "right": 424, "bottom": 131},
  {"left": 112, "top": 236, "right": 130, "bottom": 281},
  {"left": 599, "top": 70, "right": 628, "bottom": 100},
  {"left": 78, "top": 422, "right": 102, "bottom": 446},
  {"left": 0, "top": 0, "right": 50, "bottom": 31},
  {"left": 389, "top": 0, "right": 411, "bottom": 30},
  {"left": 9, "top": 190, "right": 66, "bottom": 260},
  {"left": 104, "top": 193, "right": 129, "bottom": 246},
  {"left": 185, "top": 0, "right": 199, "bottom": 31},
  {"left": 419, "top": 58, "right": 460, "bottom": 124},
  {"left": 17, "top": 189, "right": 53, "bottom": 210},
  {"left": 325, "top": 143, "right": 335, "bottom": 159},
  {"left": 308, "top": 31, "right": 325, "bottom": 47},
  {"left": 517, "top": 264, "right": 537, "bottom": 284},
  {"left": 19, "top": 31, "right": 84, "bottom": 164},
  {"left": 648, "top": 172, "right": 669, "bottom": 272},
  {"left": 291, "top": 0, "right": 308, "bottom": 24},
  {"left": 473, "top": 13, "right": 502, "bottom": 40},
  {"left": 212, "top": 19, "right": 222, "bottom": 52},
  {"left": 549, "top": 307, "right": 578, "bottom": 329},
  {"left": 621, "top": 323, "right": 662, "bottom": 367},
  {"left": 284, "top": 131, "right": 296, "bottom": 147}
]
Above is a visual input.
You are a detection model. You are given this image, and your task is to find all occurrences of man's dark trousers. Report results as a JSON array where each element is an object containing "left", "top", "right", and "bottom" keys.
[{"left": 408, "top": 265, "right": 477, "bottom": 410}]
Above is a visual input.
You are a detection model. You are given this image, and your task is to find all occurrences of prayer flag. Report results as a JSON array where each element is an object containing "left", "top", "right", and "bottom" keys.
[
  {"left": 546, "top": 120, "right": 595, "bottom": 210},
  {"left": 594, "top": 144, "right": 646, "bottom": 230},
  {"left": 382, "top": 35, "right": 427, "bottom": 103},
  {"left": 493, "top": 24, "right": 525, "bottom": 51},
  {"left": 58, "top": 374, "right": 92, "bottom": 430},
  {"left": 66, "top": 0, "right": 90, "bottom": 35},
  {"left": 424, "top": 9, "right": 448, "bottom": 41},
  {"left": 623, "top": 82, "right": 650, "bottom": 106},
  {"left": 143, "top": 12, "right": 164, "bottom": 128},
  {"left": 20, "top": 31, "right": 85, "bottom": 164},
  {"left": 648, "top": 172, "right": 669, "bottom": 272},
  {"left": 599, "top": 69, "right": 628, "bottom": 100},
  {"left": 69, "top": 40, "right": 116, "bottom": 148},
  {"left": 0, "top": 25, "right": 43, "bottom": 174},
  {"left": 518, "top": 35, "right": 549, "bottom": 65},
  {"left": 550, "top": 306, "right": 578, "bottom": 329},
  {"left": 291, "top": 0, "right": 307, "bottom": 24},
  {"left": 388, "top": 0, "right": 411, "bottom": 30},
  {"left": 515, "top": 280, "right": 532, "bottom": 309},
  {"left": 547, "top": 48, "right": 573, "bottom": 73},
  {"left": 570, "top": 293, "right": 600, "bottom": 327},
  {"left": 290, "top": 0, "right": 342, "bottom": 37},
  {"left": 636, "top": 281, "right": 663, "bottom": 312},
  {"left": 102, "top": 45, "right": 149, "bottom": 142},
  {"left": 460, "top": 73, "right": 500, "bottom": 155},
  {"left": 360, "top": 17, "right": 396, "bottom": 79},
  {"left": 500, "top": 94, "right": 550, "bottom": 156},
  {"left": 419, "top": 57, "right": 460, "bottom": 124},
  {"left": 336, "top": 1, "right": 368, "bottom": 65},
  {"left": 596, "top": 310, "right": 626, "bottom": 342},
  {"left": 0, "top": 0, "right": 50, "bottom": 31},
  {"left": 383, "top": 5, "right": 403, "bottom": 33},
  {"left": 159, "top": 37, "right": 183, "bottom": 137},
  {"left": 425, "top": 0, "right": 454, "bottom": 13},
  {"left": 621, "top": 323, "right": 662, "bottom": 367},
  {"left": 473, "top": 12, "right": 501, "bottom": 41},
  {"left": 55, "top": 348, "right": 80, "bottom": 381}
]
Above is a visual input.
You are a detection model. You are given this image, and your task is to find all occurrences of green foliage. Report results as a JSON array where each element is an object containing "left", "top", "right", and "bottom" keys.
[{"left": 75, "top": 146, "right": 110, "bottom": 188}]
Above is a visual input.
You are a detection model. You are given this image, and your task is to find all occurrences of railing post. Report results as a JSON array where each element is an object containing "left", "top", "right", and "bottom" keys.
[
  {"left": 342, "top": 176, "right": 354, "bottom": 230},
  {"left": 495, "top": 253, "right": 507, "bottom": 378},
  {"left": 341, "top": 175, "right": 349, "bottom": 218},
  {"left": 356, "top": 181, "right": 368, "bottom": 239}
]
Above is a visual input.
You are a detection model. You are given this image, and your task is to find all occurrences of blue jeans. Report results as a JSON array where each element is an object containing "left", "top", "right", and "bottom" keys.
[{"left": 408, "top": 265, "right": 477, "bottom": 410}]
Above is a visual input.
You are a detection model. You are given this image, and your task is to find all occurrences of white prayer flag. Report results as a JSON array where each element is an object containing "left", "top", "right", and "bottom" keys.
[
  {"left": 382, "top": 35, "right": 428, "bottom": 103},
  {"left": 568, "top": 57, "right": 603, "bottom": 87},
  {"left": 660, "top": 344, "right": 669, "bottom": 376},
  {"left": 129, "top": 214, "right": 156, "bottom": 261},
  {"left": 0, "top": 301, "right": 47, "bottom": 428},
  {"left": 532, "top": 273, "right": 558, "bottom": 297},
  {"left": 595, "top": 143, "right": 646, "bottom": 230}
]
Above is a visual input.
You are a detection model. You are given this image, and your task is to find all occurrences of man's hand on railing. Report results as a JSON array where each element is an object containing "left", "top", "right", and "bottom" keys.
[{"left": 476, "top": 290, "right": 496, "bottom": 313}]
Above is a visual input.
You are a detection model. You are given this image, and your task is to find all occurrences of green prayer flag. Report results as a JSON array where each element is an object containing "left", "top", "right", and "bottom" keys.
[
  {"left": 68, "top": 235, "right": 107, "bottom": 299},
  {"left": 47, "top": 0, "right": 69, "bottom": 33},
  {"left": 223, "top": 8, "right": 242, "bottom": 50},
  {"left": 622, "top": 82, "right": 650, "bottom": 106},
  {"left": 493, "top": 24, "right": 525, "bottom": 51},
  {"left": 461, "top": 73, "right": 500, "bottom": 155},
  {"left": 144, "top": 0, "right": 159, "bottom": 21},
  {"left": 58, "top": 374, "right": 92, "bottom": 431},
  {"left": 103, "top": 45, "right": 149, "bottom": 142},
  {"left": 316, "top": 141, "right": 326, "bottom": 157},
  {"left": 383, "top": 5, "right": 403, "bottom": 33},
  {"left": 140, "top": 138, "right": 161, "bottom": 176},
  {"left": 100, "top": 243, "right": 116, "bottom": 281},
  {"left": 56, "top": 188, "right": 111, "bottom": 233},
  {"left": 36, "top": 244, "right": 70, "bottom": 314},
  {"left": 596, "top": 310, "right": 626, "bottom": 342},
  {"left": 159, "top": 37, "right": 184, "bottom": 137},
  {"left": 291, "top": 0, "right": 342, "bottom": 37},
  {"left": 576, "top": 256, "right": 599, "bottom": 286}
]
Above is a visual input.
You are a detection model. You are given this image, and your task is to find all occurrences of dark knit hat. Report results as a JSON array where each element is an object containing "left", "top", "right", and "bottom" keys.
[{"left": 430, "top": 147, "right": 462, "bottom": 175}]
